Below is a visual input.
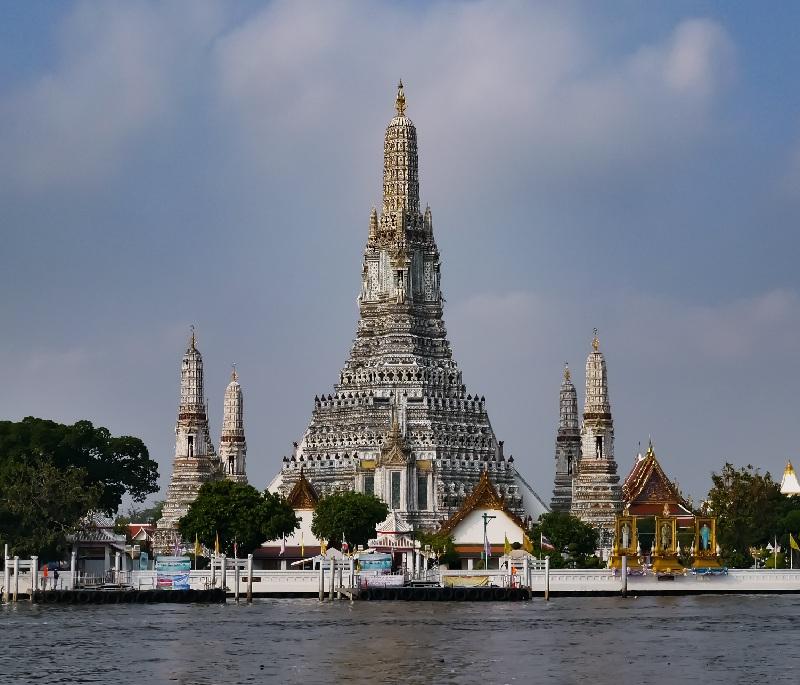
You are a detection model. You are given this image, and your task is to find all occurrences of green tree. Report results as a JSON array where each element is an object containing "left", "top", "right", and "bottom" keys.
[
  {"left": 0, "top": 457, "right": 101, "bottom": 558},
  {"left": 533, "top": 511, "right": 598, "bottom": 567},
  {"left": 417, "top": 530, "right": 460, "bottom": 568},
  {"left": 114, "top": 500, "right": 164, "bottom": 536},
  {"left": 311, "top": 491, "right": 388, "bottom": 549},
  {"left": 0, "top": 417, "right": 158, "bottom": 514},
  {"left": 178, "top": 481, "right": 298, "bottom": 556},
  {"left": 706, "top": 463, "right": 798, "bottom": 566}
]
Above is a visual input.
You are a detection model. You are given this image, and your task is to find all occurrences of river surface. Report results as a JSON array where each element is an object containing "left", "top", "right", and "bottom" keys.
[{"left": 2, "top": 595, "right": 799, "bottom": 684}]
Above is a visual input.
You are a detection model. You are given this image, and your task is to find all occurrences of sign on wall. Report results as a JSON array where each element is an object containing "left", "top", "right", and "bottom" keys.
[{"left": 155, "top": 556, "right": 191, "bottom": 590}]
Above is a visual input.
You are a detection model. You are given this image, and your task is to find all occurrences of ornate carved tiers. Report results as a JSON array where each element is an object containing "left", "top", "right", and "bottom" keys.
[
  {"left": 272, "top": 84, "right": 549, "bottom": 529},
  {"left": 551, "top": 364, "right": 580, "bottom": 512}
]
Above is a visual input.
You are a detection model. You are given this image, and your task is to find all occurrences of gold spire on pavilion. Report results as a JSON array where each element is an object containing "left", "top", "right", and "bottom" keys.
[{"left": 781, "top": 460, "right": 800, "bottom": 496}]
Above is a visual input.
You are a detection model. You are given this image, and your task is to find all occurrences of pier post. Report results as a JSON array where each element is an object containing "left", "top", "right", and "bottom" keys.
[
  {"left": 31, "top": 556, "right": 38, "bottom": 601},
  {"left": 329, "top": 558, "right": 335, "bottom": 601},
  {"left": 621, "top": 555, "right": 628, "bottom": 598},
  {"left": 70, "top": 550, "right": 77, "bottom": 590},
  {"left": 234, "top": 557, "right": 240, "bottom": 604},
  {"left": 349, "top": 556, "right": 355, "bottom": 591},
  {"left": 337, "top": 561, "right": 343, "bottom": 600},
  {"left": 211, "top": 553, "right": 216, "bottom": 588},
  {"left": 544, "top": 556, "right": 550, "bottom": 601},
  {"left": 220, "top": 555, "right": 227, "bottom": 592},
  {"left": 318, "top": 561, "right": 325, "bottom": 601},
  {"left": 115, "top": 552, "right": 121, "bottom": 584},
  {"left": 523, "top": 557, "right": 529, "bottom": 589},
  {"left": 247, "top": 554, "right": 253, "bottom": 604},
  {"left": 13, "top": 557, "right": 19, "bottom": 602},
  {"left": 3, "top": 551, "right": 9, "bottom": 603}
]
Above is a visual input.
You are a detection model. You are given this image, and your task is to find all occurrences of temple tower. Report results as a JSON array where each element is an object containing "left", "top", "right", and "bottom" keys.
[
  {"left": 269, "top": 83, "right": 548, "bottom": 528},
  {"left": 219, "top": 366, "right": 247, "bottom": 483},
  {"left": 154, "top": 329, "right": 220, "bottom": 554},
  {"left": 571, "top": 331, "right": 622, "bottom": 534},
  {"left": 550, "top": 363, "right": 580, "bottom": 512}
]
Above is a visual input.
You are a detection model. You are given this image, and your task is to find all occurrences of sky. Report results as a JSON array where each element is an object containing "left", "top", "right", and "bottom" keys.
[{"left": 1, "top": 1, "right": 799, "bottom": 508}]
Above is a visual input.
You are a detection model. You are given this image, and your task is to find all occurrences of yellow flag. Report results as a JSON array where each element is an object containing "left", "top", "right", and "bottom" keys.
[
  {"left": 790, "top": 533, "right": 799, "bottom": 551},
  {"left": 301, "top": 530, "right": 305, "bottom": 557},
  {"left": 523, "top": 533, "right": 533, "bottom": 553},
  {"left": 214, "top": 530, "right": 220, "bottom": 555},
  {"left": 320, "top": 539, "right": 327, "bottom": 555},
  {"left": 194, "top": 532, "right": 201, "bottom": 558},
  {"left": 504, "top": 534, "right": 511, "bottom": 556}
]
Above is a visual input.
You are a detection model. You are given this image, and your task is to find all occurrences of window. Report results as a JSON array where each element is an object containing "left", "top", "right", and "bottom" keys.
[
  {"left": 391, "top": 472, "right": 401, "bottom": 510},
  {"left": 187, "top": 435, "right": 194, "bottom": 459},
  {"left": 364, "top": 475, "right": 374, "bottom": 496},
  {"left": 417, "top": 475, "right": 428, "bottom": 510},
  {"left": 595, "top": 436, "right": 603, "bottom": 459}
]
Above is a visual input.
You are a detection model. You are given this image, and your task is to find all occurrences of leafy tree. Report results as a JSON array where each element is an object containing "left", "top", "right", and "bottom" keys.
[
  {"left": 706, "top": 463, "right": 800, "bottom": 566},
  {"left": 536, "top": 511, "right": 598, "bottom": 559},
  {"left": 178, "top": 481, "right": 298, "bottom": 557},
  {"left": 114, "top": 500, "right": 164, "bottom": 536},
  {"left": 0, "top": 457, "right": 101, "bottom": 558},
  {"left": 417, "top": 530, "right": 460, "bottom": 568},
  {"left": 311, "top": 491, "right": 388, "bottom": 549},
  {"left": 0, "top": 417, "right": 158, "bottom": 514}
]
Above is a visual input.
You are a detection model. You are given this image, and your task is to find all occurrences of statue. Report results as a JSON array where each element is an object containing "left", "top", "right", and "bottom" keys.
[
  {"left": 700, "top": 523, "right": 711, "bottom": 551},
  {"left": 621, "top": 522, "right": 631, "bottom": 550},
  {"left": 660, "top": 522, "right": 671, "bottom": 551}
]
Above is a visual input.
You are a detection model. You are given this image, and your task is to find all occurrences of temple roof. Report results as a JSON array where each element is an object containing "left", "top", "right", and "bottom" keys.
[
  {"left": 286, "top": 469, "right": 319, "bottom": 509},
  {"left": 376, "top": 510, "right": 412, "bottom": 534},
  {"left": 440, "top": 469, "right": 527, "bottom": 534},
  {"left": 622, "top": 442, "right": 692, "bottom": 515},
  {"left": 781, "top": 461, "right": 800, "bottom": 496}
]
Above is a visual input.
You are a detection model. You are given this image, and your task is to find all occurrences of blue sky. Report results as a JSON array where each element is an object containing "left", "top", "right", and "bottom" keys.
[{"left": 1, "top": 1, "right": 799, "bottom": 507}]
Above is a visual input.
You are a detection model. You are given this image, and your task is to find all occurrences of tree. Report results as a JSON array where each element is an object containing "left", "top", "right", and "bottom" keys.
[
  {"left": 178, "top": 481, "right": 298, "bottom": 557},
  {"left": 311, "top": 491, "right": 389, "bottom": 549},
  {"left": 417, "top": 530, "right": 460, "bottom": 568},
  {"left": 0, "top": 456, "right": 101, "bottom": 558},
  {"left": 534, "top": 512, "right": 598, "bottom": 567},
  {"left": 706, "top": 463, "right": 799, "bottom": 566},
  {"left": 0, "top": 417, "right": 158, "bottom": 514},
  {"left": 114, "top": 500, "right": 164, "bottom": 536}
]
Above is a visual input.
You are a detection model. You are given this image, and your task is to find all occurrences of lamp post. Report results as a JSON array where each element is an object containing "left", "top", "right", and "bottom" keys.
[{"left": 482, "top": 513, "right": 496, "bottom": 569}]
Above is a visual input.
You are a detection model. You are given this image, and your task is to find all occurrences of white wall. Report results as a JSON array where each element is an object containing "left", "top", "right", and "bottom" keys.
[{"left": 451, "top": 508, "right": 525, "bottom": 546}]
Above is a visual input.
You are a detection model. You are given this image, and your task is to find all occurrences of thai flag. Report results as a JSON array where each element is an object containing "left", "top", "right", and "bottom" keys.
[
  {"left": 279, "top": 535, "right": 286, "bottom": 556},
  {"left": 484, "top": 529, "right": 491, "bottom": 563},
  {"left": 541, "top": 534, "right": 555, "bottom": 552}
]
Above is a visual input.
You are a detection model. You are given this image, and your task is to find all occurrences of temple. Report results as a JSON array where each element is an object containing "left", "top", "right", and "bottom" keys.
[
  {"left": 550, "top": 364, "right": 579, "bottom": 512},
  {"left": 154, "top": 331, "right": 249, "bottom": 554},
  {"left": 569, "top": 331, "right": 623, "bottom": 536},
  {"left": 268, "top": 83, "right": 548, "bottom": 529}
]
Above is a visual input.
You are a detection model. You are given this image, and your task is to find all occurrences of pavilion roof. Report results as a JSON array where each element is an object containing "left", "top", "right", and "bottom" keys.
[
  {"left": 781, "top": 461, "right": 800, "bottom": 496},
  {"left": 286, "top": 469, "right": 319, "bottom": 509},
  {"left": 622, "top": 442, "right": 692, "bottom": 515},
  {"left": 439, "top": 469, "right": 527, "bottom": 534}
]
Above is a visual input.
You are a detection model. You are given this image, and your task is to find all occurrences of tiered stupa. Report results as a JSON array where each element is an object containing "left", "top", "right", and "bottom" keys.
[
  {"left": 550, "top": 364, "right": 580, "bottom": 512},
  {"left": 154, "top": 329, "right": 221, "bottom": 554},
  {"left": 269, "top": 83, "right": 548, "bottom": 529},
  {"left": 219, "top": 366, "right": 247, "bottom": 483},
  {"left": 570, "top": 331, "right": 622, "bottom": 534}
]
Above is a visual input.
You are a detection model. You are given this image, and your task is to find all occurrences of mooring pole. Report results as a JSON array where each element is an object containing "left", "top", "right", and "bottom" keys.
[
  {"left": 247, "top": 554, "right": 253, "bottom": 604},
  {"left": 3, "top": 549, "right": 9, "bottom": 603},
  {"left": 30, "top": 556, "right": 38, "bottom": 602},
  {"left": 522, "top": 556, "right": 530, "bottom": 590},
  {"left": 329, "top": 558, "right": 336, "bottom": 601},
  {"left": 621, "top": 555, "right": 628, "bottom": 598},
  {"left": 544, "top": 555, "right": 550, "bottom": 601},
  {"left": 234, "top": 558, "right": 240, "bottom": 604},
  {"left": 318, "top": 561, "right": 325, "bottom": 601},
  {"left": 13, "top": 557, "right": 19, "bottom": 602},
  {"left": 349, "top": 556, "right": 355, "bottom": 591},
  {"left": 220, "top": 555, "right": 227, "bottom": 592},
  {"left": 337, "top": 561, "right": 343, "bottom": 600},
  {"left": 70, "top": 550, "right": 77, "bottom": 590},
  {"left": 211, "top": 553, "right": 216, "bottom": 589}
]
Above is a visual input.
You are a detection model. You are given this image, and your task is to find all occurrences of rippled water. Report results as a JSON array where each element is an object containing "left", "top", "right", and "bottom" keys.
[{"left": 2, "top": 596, "right": 800, "bottom": 684}]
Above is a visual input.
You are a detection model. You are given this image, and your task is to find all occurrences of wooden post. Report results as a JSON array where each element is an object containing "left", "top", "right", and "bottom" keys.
[
  {"left": 220, "top": 555, "right": 227, "bottom": 593},
  {"left": 31, "top": 556, "right": 38, "bottom": 602},
  {"left": 211, "top": 553, "right": 216, "bottom": 588},
  {"left": 3, "top": 551, "right": 9, "bottom": 603},
  {"left": 522, "top": 556, "right": 529, "bottom": 589},
  {"left": 349, "top": 557, "right": 355, "bottom": 593},
  {"left": 247, "top": 554, "right": 253, "bottom": 604},
  {"left": 13, "top": 557, "right": 20, "bottom": 602},
  {"left": 337, "top": 561, "right": 343, "bottom": 600},
  {"left": 234, "top": 557, "right": 240, "bottom": 604},
  {"left": 70, "top": 550, "right": 77, "bottom": 590},
  {"left": 318, "top": 560, "right": 325, "bottom": 601},
  {"left": 329, "top": 558, "right": 336, "bottom": 601},
  {"left": 544, "top": 556, "right": 550, "bottom": 601},
  {"left": 621, "top": 555, "right": 628, "bottom": 598}
]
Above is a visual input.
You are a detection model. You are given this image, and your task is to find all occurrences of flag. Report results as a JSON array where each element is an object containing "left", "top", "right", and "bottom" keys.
[
  {"left": 522, "top": 534, "right": 533, "bottom": 553},
  {"left": 540, "top": 533, "right": 555, "bottom": 552},
  {"left": 483, "top": 529, "right": 491, "bottom": 564},
  {"left": 214, "top": 531, "right": 220, "bottom": 556},
  {"left": 791, "top": 533, "right": 799, "bottom": 551},
  {"left": 341, "top": 532, "right": 349, "bottom": 554},
  {"left": 194, "top": 533, "right": 201, "bottom": 558},
  {"left": 301, "top": 531, "right": 305, "bottom": 557},
  {"left": 504, "top": 534, "right": 512, "bottom": 556},
  {"left": 320, "top": 539, "right": 327, "bottom": 556},
  {"left": 279, "top": 535, "right": 286, "bottom": 556},
  {"left": 233, "top": 540, "right": 238, "bottom": 559}
]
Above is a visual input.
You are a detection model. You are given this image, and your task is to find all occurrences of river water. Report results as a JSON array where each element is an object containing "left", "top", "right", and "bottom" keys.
[{"left": 2, "top": 595, "right": 799, "bottom": 684}]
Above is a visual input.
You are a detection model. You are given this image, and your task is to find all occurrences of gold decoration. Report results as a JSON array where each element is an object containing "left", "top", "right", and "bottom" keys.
[
  {"left": 591, "top": 328, "right": 599, "bottom": 352},
  {"left": 563, "top": 363, "right": 571, "bottom": 381},
  {"left": 286, "top": 469, "right": 319, "bottom": 510}
]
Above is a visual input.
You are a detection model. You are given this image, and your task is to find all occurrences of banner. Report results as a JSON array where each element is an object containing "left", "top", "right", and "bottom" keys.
[
  {"left": 139, "top": 552, "right": 149, "bottom": 571},
  {"left": 156, "top": 556, "right": 191, "bottom": 590}
]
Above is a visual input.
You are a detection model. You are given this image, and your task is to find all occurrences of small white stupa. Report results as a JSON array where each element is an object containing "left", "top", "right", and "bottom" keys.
[{"left": 780, "top": 461, "right": 800, "bottom": 496}]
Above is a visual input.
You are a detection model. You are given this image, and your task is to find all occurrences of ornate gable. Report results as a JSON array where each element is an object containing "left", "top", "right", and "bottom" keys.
[
  {"left": 286, "top": 469, "right": 319, "bottom": 510},
  {"left": 440, "top": 469, "right": 526, "bottom": 534},
  {"left": 377, "top": 417, "right": 413, "bottom": 467},
  {"left": 622, "top": 443, "right": 688, "bottom": 511}
]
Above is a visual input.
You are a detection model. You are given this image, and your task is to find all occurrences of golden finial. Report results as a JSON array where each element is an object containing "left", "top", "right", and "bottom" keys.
[
  {"left": 231, "top": 363, "right": 238, "bottom": 382},
  {"left": 395, "top": 79, "right": 406, "bottom": 116},
  {"left": 563, "top": 362, "right": 571, "bottom": 381},
  {"left": 592, "top": 328, "right": 599, "bottom": 352},
  {"left": 645, "top": 438, "right": 655, "bottom": 459}
]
